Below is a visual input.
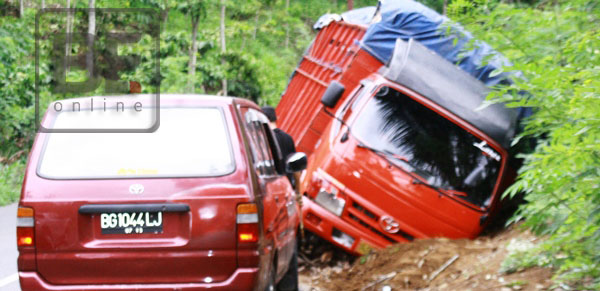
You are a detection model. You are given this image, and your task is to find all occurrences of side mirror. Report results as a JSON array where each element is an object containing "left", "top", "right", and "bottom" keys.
[
  {"left": 321, "top": 81, "right": 345, "bottom": 108},
  {"left": 285, "top": 152, "right": 307, "bottom": 173}
]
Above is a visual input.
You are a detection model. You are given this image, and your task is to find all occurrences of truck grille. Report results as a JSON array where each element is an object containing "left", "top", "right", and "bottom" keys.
[
  {"left": 348, "top": 213, "right": 395, "bottom": 243},
  {"left": 344, "top": 199, "right": 414, "bottom": 243},
  {"left": 352, "top": 202, "right": 377, "bottom": 221}
]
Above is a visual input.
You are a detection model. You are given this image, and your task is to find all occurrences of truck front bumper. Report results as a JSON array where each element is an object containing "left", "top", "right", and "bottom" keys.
[{"left": 301, "top": 196, "right": 390, "bottom": 256}]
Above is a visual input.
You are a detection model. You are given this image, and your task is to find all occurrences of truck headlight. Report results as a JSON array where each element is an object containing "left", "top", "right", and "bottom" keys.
[
  {"left": 309, "top": 168, "right": 347, "bottom": 217},
  {"left": 315, "top": 186, "right": 346, "bottom": 216}
]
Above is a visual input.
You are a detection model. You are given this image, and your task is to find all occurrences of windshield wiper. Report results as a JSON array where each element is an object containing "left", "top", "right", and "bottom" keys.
[
  {"left": 356, "top": 142, "right": 441, "bottom": 193},
  {"left": 381, "top": 149, "right": 431, "bottom": 175},
  {"left": 356, "top": 142, "right": 486, "bottom": 212}
]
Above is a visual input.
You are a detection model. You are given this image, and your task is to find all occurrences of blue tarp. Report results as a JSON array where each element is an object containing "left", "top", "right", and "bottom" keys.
[{"left": 359, "top": 0, "right": 514, "bottom": 87}]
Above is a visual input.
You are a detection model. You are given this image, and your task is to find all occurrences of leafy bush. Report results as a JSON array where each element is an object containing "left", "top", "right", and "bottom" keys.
[
  {"left": 0, "top": 158, "right": 26, "bottom": 205},
  {"left": 0, "top": 13, "right": 36, "bottom": 159},
  {"left": 450, "top": 0, "right": 600, "bottom": 288}
]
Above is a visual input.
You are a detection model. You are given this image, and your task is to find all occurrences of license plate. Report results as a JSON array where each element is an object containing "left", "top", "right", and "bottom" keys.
[{"left": 100, "top": 212, "right": 163, "bottom": 234}]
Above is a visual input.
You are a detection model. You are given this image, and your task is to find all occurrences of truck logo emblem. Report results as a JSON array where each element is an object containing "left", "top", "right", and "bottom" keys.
[
  {"left": 472, "top": 140, "right": 501, "bottom": 162},
  {"left": 129, "top": 184, "right": 144, "bottom": 194},
  {"left": 379, "top": 216, "right": 400, "bottom": 234}
]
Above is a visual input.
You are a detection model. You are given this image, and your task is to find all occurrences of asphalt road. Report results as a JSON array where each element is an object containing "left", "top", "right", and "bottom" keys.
[{"left": 0, "top": 203, "right": 20, "bottom": 291}]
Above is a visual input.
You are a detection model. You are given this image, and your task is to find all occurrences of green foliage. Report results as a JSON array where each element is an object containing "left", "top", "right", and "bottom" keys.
[
  {"left": 500, "top": 238, "right": 550, "bottom": 274},
  {"left": 449, "top": 1, "right": 600, "bottom": 288},
  {"left": 359, "top": 255, "right": 367, "bottom": 264},
  {"left": 0, "top": 158, "right": 26, "bottom": 205},
  {"left": 175, "top": 0, "right": 208, "bottom": 19},
  {"left": 0, "top": 11, "right": 36, "bottom": 159}
]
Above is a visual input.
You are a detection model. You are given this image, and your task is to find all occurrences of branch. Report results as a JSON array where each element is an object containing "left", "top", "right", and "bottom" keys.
[{"left": 428, "top": 254, "right": 459, "bottom": 282}]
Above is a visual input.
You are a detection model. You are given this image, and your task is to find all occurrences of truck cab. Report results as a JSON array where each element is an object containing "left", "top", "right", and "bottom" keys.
[{"left": 299, "top": 72, "right": 515, "bottom": 255}]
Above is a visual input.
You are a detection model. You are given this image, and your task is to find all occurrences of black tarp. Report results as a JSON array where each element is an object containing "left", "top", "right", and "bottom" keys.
[{"left": 381, "top": 38, "right": 518, "bottom": 148}]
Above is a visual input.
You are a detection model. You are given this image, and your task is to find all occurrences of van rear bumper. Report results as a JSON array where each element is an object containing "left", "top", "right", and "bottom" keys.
[
  {"left": 19, "top": 268, "right": 258, "bottom": 291},
  {"left": 301, "top": 196, "right": 388, "bottom": 255}
]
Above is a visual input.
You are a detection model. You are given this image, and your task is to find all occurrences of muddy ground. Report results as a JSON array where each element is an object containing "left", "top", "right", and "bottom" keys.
[{"left": 297, "top": 224, "right": 554, "bottom": 291}]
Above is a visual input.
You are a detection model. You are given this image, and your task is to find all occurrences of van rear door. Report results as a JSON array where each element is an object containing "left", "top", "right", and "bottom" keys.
[{"left": 27, "top": 107, "right": 249, "bottom": 285}]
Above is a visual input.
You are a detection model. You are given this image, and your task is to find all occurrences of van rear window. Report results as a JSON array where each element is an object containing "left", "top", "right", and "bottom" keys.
[{"left": 38, "top": 107, "right": 235, "bottom": 179}]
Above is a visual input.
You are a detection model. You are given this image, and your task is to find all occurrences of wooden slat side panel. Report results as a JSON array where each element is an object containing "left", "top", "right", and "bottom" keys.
[{"left": 276, "top": 21, "right": 371, "bottom": 157}]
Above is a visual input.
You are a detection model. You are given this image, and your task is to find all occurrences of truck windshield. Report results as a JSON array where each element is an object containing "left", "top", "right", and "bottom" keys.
[
  {"left": 351, "top": 86, "right": 502, "bottom": 207},
  {"left": 38, "top": 107, "right": 235, "bottom": 179}
]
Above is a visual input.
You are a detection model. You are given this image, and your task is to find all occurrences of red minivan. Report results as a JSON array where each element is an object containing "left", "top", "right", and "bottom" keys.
[{"left": 17, "top": 94, "right": 305, "bottom": 291}]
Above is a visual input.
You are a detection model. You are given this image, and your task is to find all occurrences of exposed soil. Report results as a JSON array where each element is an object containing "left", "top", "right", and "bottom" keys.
[{"left": 298, "top": 224, "right": 554, "bottom": 291}]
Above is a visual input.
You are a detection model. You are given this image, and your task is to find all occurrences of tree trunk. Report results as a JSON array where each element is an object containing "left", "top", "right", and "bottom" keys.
[
  {"left": 88, "top": 2, "right": 96, "bottom": 31},
  {"left": 347, "top": 0, "right": 353, "bottom": 11},
  {"left": 187, "top": 18, "right": 199, "bottom": 93},
  {"left": 41, "top": 0, "right": 45, "bottom": 9},
  {"left": 87, "top": 0, "right": 96, "bottom": 80},
  {"left": 162, "top": 0, "right": 169, "bottom": 31},
  {"left": 65, "top": 0, "right": 72, "bottom": 71},
  {"left": 19, "top": 0, "right": 23, "bottom": 17},
  {"left": 284, "top": 0, "right": 290, "bottom": 49},
  {"left": 443, "top": 0, "right": 448, "bottom": 15},
  {"left": 252, "top": 12, "right": 259, "bottom": 40},
  {"left": 220, "top": 0, "right": 227, "bottom": 96}
]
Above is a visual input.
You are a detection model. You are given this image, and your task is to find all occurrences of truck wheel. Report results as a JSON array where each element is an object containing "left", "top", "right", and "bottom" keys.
[{"left": 276, "top": 243, "right": 299, "bottom": 291}]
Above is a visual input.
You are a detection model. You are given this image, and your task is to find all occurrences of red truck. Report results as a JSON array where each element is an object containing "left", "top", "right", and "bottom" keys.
[{"left": 276, "top": 2, "right": 520, "bottom": 255}]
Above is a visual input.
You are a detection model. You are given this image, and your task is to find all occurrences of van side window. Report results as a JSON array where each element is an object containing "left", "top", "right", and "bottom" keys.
[{"left": 242, "top": 108, "right": 277, "bottom": 177}]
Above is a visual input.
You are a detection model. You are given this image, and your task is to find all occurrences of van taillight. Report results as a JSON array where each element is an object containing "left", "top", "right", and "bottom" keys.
[
  {"left": 236, "top": 203, "right": 258, "bottom": 243},
  {"left": 17, "top": 206, "right": 34, "bottom": 247}
]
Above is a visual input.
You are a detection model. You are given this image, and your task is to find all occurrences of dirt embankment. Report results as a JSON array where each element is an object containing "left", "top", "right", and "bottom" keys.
[{"left": 299, "top": 225, "right": 553, "bottom": 291}]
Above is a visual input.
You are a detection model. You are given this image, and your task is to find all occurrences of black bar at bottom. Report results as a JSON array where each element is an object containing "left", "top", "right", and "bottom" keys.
[{"left": 79, "top": 203, "right": 189, "bottom": 214}]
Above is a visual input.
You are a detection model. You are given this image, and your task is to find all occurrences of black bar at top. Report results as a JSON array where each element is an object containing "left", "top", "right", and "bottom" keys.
[{"left": 79, "top": 203, "right": 189, "bottom": 214}]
